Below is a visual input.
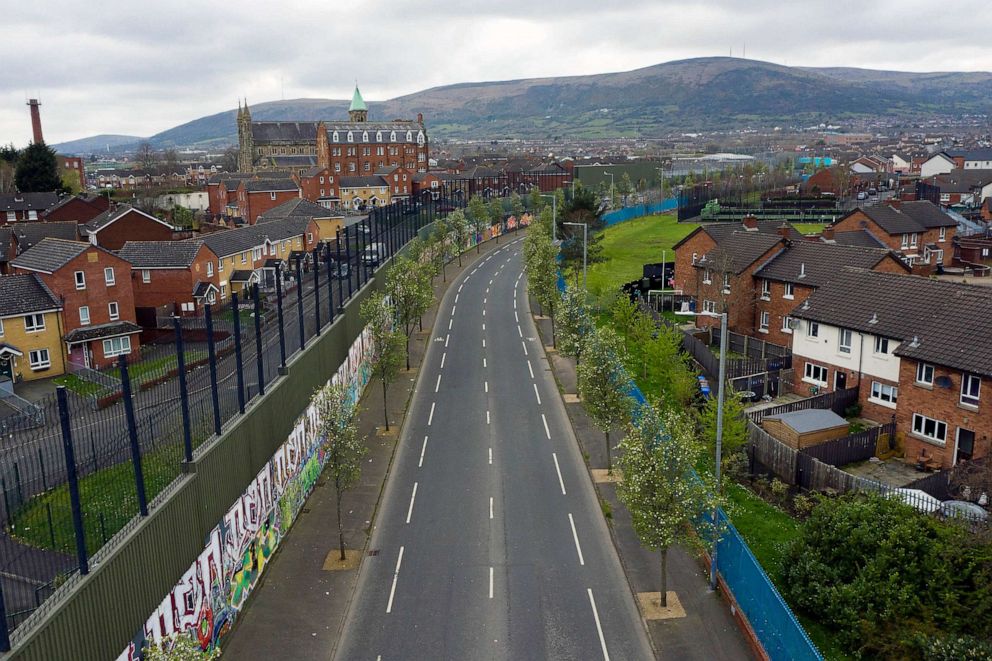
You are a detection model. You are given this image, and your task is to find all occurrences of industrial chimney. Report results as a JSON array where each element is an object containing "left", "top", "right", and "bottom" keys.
[{"left": 27, "top": 99, "right": 43, "bottom": 144}]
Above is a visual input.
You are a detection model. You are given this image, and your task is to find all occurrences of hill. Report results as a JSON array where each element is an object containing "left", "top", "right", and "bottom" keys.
[
  {"left": 51, "top": 134, "right": 145, "bottom": 155},
  {"left": 55, "top": 57, "right": 992, "bottom": 151}
]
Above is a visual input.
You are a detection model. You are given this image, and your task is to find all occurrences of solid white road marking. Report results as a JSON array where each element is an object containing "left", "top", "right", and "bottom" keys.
[
  {"left": 440, "top": 352, "right": 446, "bottom": 369},
  {"left": 435, "top": 374, "right": 442, "bottom": 393},
  {"left": 568, "top": 513, "right": 585, "bottom": 566},
  {"left": 428, "top": 402, "right": 436, "bottom": 426},
  {"left": 406, "top": 483, "right": 419, "bottom": 524},
  {"left": 533, "top": 383, "right": 541, "bottom": 405},
  {"left": 419, "top": 436, "right": 428, "bottom": 468},
  {"left": 542, "top": 414, "right": 551, "bottom": 439},
  {"left": 489, "top": 497, "right": 494, "bottom": 519},
  {"left": 552, "top": 452, "right": 566, "bottom": 495},
  {"left": 486, "top": 410, "right": 491, "bottom": 425},
  {"left": 588, "top": 589, "right": 610, "bottom": 661},
  {"left": 489, "top": 567, "right": 494, "bottom": 599},
  {"left": 521, "top": 341, "right": 528, "bottom": 356},
  {"left": 527, "top": 360, "right": 534, "bottom": 379},
  {"left": 386, "top": 546, "right": 405, "bottom": 614}
]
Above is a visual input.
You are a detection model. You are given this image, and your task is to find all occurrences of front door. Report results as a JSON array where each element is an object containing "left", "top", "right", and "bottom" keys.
[
  {"left": 0, "top": 354, "right": 13, "bottom": 384},
  {"left": 834, "top": 370, "right": 847, "bottom": 390},
  {"left": 956, "top": 428, "right": 976, "bottom": 464}
]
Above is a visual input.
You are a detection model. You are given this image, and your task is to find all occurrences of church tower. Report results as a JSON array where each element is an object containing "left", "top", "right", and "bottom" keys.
[
  {"left": 237, "top": 99, "right": 255, "bottom": 172},
  {"left": 348, "top": 85, "right": 368, "bottom": 123}
]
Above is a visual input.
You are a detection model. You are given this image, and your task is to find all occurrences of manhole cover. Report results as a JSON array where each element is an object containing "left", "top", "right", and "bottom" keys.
[{"left": 367, "top": 549, "right": 380, "bottom": 557}]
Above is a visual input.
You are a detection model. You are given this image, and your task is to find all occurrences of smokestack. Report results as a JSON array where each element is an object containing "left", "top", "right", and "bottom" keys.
[{"left": 27, "top": 99, "right": 43, "bottom": 144}]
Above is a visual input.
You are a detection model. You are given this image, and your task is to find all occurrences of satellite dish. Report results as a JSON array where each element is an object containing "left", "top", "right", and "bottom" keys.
[{"left": 935, "top": 376, "right": 953, "bottom": 389}]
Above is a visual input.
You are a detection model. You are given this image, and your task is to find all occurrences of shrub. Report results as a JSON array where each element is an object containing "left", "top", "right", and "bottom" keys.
[
  {"left": 770, "top": 478, "right": 789, "bottom": 502},
  {"left": 791, "top": 493, "right": 815, "bottom": 518},
  {"left": 723, "top": 451, "right": 749, "bottom": 481},
  {"left": 918, "top": 633, "right": 992, "bottom": 661}
]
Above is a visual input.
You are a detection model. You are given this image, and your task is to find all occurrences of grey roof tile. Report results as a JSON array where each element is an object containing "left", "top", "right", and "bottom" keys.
[
  {"left": 118, "top": 240, "right": 207, "bottom": 268},
  {"left": 11, "top": 238, "right": 90, "bottom": 273},
  {"left": 0, "top": 274, "right": 61, "bottom": 317},
  {"left": 755, "top": 241, "right": 903, "bottom": 286},
  {"left": 697, "top": 231, "right": 784, "bottom": 274}
]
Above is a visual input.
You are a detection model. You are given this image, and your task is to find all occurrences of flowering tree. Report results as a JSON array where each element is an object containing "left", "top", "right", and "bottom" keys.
[
  {"left": 556, "top": 285, "right": 592, "bottom": 365},
  {"left": 577, "top": 326, "right": 632, "bottom": 472},
  {"left": 386, "top": 256, "right": 433, "bottom": 370},
  {"left": 360, "top": 291, "right": 406, "bottom": 428},
  {"left": 447, "top": 209, "right": 470, "bottom": 266},
  {"left": 144, "top": 633, "right": 222, "bottom": 660},
  {"left": 314, "top": 382, "right": 367, "bottom": 561},
  {"left": 616, "top": 402, "right": 721, "bottom": 607}
]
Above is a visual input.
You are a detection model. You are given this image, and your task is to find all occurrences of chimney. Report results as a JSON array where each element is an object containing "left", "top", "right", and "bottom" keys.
[
  {"left": 27, "top": 99, "right": 43, "bottom": 144},
  {"left": 822, "top": 225, "right": 835, "bottom": 241},
  {"left": 742, "top": 214, "right": 758, "bottom": 230},
  {"left": 417, "top": 112, "right": 424, "bottom": 125},
  {"left": 777, "top": 222, "right": 792, "bottom": 238},
  {"left": 887, "top": 198, "right": 901, "bottom": 209}
]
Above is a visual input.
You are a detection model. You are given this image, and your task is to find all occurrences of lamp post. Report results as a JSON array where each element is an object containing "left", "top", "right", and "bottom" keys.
[
  {"left": 562, "top": 221, "right": 588, "bottom": 291},
  {"left": 604, "top": 170, "right": 615, "bottom": 208},
  {"left": 705, "top": 309, "right": 729, "bottom": 591}
]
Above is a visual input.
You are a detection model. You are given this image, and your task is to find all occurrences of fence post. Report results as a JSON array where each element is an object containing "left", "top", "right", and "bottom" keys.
[
  {"left": 231, "top": 292, "right": 246, "bottom": 414},
  {"left": 38, "top": 448, "right": 47, "bottom": 491},
  {"left": 118, "top": 355, "right": 148, "bottom": 517},
  {"left": 0, "top": 576, "right": 9, "bottom": 652},
  {"left": 252, "top": 284, "right": 265, "bottom": 397},
  {"left": 275, "top": 263, "right": 287, "bottom": 369},
  {"left": 56, "top": 386, "right": 88, "bottom": 576},
  {"left": 204, "top": 304, "right": 222, "bottom": 437},
  {"left": 344, "top": 227, "right": 353, "bottom": 299},
  {"left": 325, "top": 246, "right": 335, "bottom": 324},
  {"left": 173, "top": 317, "right": 193, "bottom": 462},
  {"left": 313, "top": 247, "right": 322, "bottom": 335},
  {"left": 336, "top": 230, "right": 346, "bottom": 304},
  {"left": 295, "top": 257, "right": 305, "bottom": 351},
  {"left": 358, "top": 217, "right": 368, "bottom": 285}
]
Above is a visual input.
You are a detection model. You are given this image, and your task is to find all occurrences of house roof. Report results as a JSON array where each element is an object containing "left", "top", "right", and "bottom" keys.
[
  {"left": 789, "top": 268, "right": 992, "bottom": 377},
  {"left": 764, "top": 408, "right": 848, "bottom": 433},
  {"left": 0, "top": 192, "right": 59, "bottom": 213},
  {"left": 826, "top": 229, "right": 887, "bottom": 248},
  {"left": 63, "top": 320, "right": 142, "bottom": 345},
  {"left": 191, "top": 281, "right": 218, "bottom": 298},
  {"left": 242, "top": 179, "right": 298, "bottom": 193},
  {"left": 118, "top": 240, "right": 208, "bottom": 268},
  {"left": 897, "top": 201, "right": 958, "bottom": 228},
  {"left": 932, "top": 169, "right": 992, "bottom": 194},
  {"left": 193, "top": 216, "right": 312, "bottom": 259},
  {"left": 672, "top": 219, "right": 803, "bottom": 251},
  {"left": 45, "top": 194, "right": 106, "bottom": 222},
  {"left": 755, "top": 241, "right": 905, "bottom": 286},
  {"left": 339, "top": 176, "right": 387, "bottom": 189},
  {"left": 10, "top": 221, "right": 80, "bottom": 252},
  {"left": 250, "top": 121, "right": 419, "bottom": 144},
  {"left": 10, "top": 238, "right": 91, "bottom": 274},
  {"left": 84, "top": 205, "right": 173, "bottom": 234},
  {"left": 696, "top": 231, "right": 784, "bottom": 274},
  {"left": 350, "top": 85, "right": 367, "bottom": 112},
  {"left": 849, "top": 205, "right": 922, "bottom": 234},
  {"left": 230, "top": 269, "right": 258, "bottom": 283},
  {"left": 256, "top": 198, "right": 332, "bottom": 223},
  {"left": 0, "top": 274, "right": 61, "bottom": 318},
  {"left": 0, "top": 227, "right": 10, "bottom": 262}
]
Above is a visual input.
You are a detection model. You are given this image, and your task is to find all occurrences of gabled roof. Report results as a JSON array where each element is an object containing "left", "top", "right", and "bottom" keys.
[
  {"left": 0, "top": 274, "right": 61, "bottom": 318},
  {"left": 193, "top": 216, "right": 313, "bottom": 259},
  {"left": 755, "top": 241, "right": 906, "bottom": 286},
  {"left": 10, "top": 221, "right": 80, "bottom": 252},
  {"left": 696, "top": 231, "right": 784, "bottom": 274},
  {"left": 826, "top": 229, "right": 887, "bottom": 248},
  {"left": 84, "top": 205, "right": 174, "bottom": 234},
  {"left": 242, "top": 179, "right": 299, "bottom": 193},
  {"left": 0, "top": 192, "right": 59, "bottom": 213},
  {"left": 932, "top": 170, "right": 992, "bottom": 194},
  {"left": 897, "top": 201, "right": 957, "bottom": 228},
  {"left": 250, "top": 121, "right": 419, "bottom": 144},
  {"left": 118, "top": 240, "right": 209, "bottom": 269},
  {"left": 790, "top": 268, "right": 992, "bottom": 377},
  {"left": 672, "top": 219, "right": 803, "bottom": 251},
  {"left": 63, "top": 320, "right": 142, "bottom": 345},
  {"left": 11, "top": 238, "right": 92, "bottom": 274},
  {"left": 339, "top": 176, "right": 387, "bottom": 189},
  {"left": 256, "top": 198, "right": 332, "bottom": 223}
]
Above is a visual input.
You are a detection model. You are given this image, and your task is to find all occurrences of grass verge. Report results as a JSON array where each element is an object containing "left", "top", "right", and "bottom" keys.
[{"left": 586, "top": 213, "right": 695, "bottom": 294}]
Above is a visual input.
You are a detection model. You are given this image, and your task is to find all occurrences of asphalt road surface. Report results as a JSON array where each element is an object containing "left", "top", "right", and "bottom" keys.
[{"left": 335, "top": 237, "right": 653, "bottom": 660}]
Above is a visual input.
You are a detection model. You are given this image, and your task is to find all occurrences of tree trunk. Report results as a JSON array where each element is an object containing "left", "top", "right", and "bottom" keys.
[
  {"left": 382, "top": 377, "right": 390, "bottom": 431},
  {"left": 418, "top": 316, "right": 423, "bottom": 332},
  {"left": 550, "top": 305, "right": 556, "bottom": 348},
  {"left": 605, "top": 430, "right": 612, "bottom": 472},
  {"left": 405, "top": 335, "right": 411, "bottom": 371},
  {"left": 337, "top": 479, "right": 346, "bottom": 561},
  {"left": 441, "top": 262, "right": 446, "bottom": 282},
  {"left": 660, "top": 547, "right": 668, "bottom": 607},
  {"left": 458, "top": 251, "right": 462, "bottom": 267}
]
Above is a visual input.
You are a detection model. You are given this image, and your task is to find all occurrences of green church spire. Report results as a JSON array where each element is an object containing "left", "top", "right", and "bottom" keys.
[{"left": 349, "top": 84, "right": 367, "bottom": 112}]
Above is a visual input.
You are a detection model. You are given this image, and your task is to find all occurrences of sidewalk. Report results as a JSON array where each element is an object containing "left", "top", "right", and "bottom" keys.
[
  {"left": 529, "top": 306, "right": 755, "bottom": 660},
  {"left": 220, "top": 236, "right": 518, "bottom": 660}
]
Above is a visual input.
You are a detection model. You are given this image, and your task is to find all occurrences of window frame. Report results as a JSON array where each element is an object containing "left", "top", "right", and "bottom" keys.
[
  {"left": 79, "top": 305, "right": 91, "bottom": 326},
  {"left": 23, "top": 314, "right": 45, "bottom": 333},
  {"left": 870, "top": 381, "right": 898, "bottom": 406},
  {"left": 912, "top": 413, "right": 947, "bottom": 444},
  {"left": 781, "top": 315, "right": 793, "bottom": 333},
  {"left": 804, "top": 362, "right": 828, "bottom": 385},
  {"left": 760, "top": 279, "right": 770, "bottom": 299},
  {"left": 108, "top": 301, "right": 119, "bottom": 321},
  {"left": 807, "top": 321, "right": 819, "bottom": 338},
  {"left": 916, "top": 362, "right": 934, "bottom": 386},
  {"left": 759, "top": 311, "right": 770, "bottom": 331},
  {"left": 104, "top": 267, "right": 115, "bottom": 286},
  {"left": 142, "top": 269, "right": 151, "bottom": 283},
  {"left": 783, "top": 282, "right": 795, "bottom": 299},
  {"left": 874, "top": 336, "right": 889, "bottom": 355},
  {"left": 74, "top": 271, "right": 86, "bottom": 290},
  {"left": 961, "top": 373, "right": 981, "bottom": 407},
  {"left": 838, "top": 328, "right": 853, "bottom": 354},
  {"left": 28, "top": 348, "right": 51, "bottom": 370}
]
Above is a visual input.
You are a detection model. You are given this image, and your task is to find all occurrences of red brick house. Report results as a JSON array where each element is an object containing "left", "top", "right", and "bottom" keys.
[
  {"left": 118, "top": 240, "right": 221, "bottom": 325},
  {"left": 235, "top": 179, "right": 300, "bottom": 224},
  {"left": 376, "top": 165, "right": 413, "bottom": 200},
  {"left": 206, "top": 174, "right": 254, "bottom": 218},
  {"left": 830, "top": 201, "right": 956, "bottom": 273},
  {"left": 789, "top": 269, "right": 992, "bottom": 469},
  {"left": 82, "top": 205, "right": 176, "bottom": 250},
  {"left": 297, "top": 167, "right": 339, "bottom": 207},
  {"left": 11, "top": 238, "right": 140, "bottom": 369},
  {"left": 0, "top": 192, "right": 60, "bottom": 224},
  {"left": 43, "top": 194, "right": 109, "bottom": 223},
  {"left": 411, "top": 172, "right": 443, "bottom": 199}
]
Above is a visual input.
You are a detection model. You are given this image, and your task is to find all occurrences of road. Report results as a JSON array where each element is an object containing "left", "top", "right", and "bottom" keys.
[{"left": 335, "top": 237, "right": 653, "bottom": 660}]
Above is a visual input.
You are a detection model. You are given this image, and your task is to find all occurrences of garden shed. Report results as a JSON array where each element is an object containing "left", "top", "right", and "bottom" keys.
[{"left": 761, "top": 408, "right": 848, "bottom": 450}]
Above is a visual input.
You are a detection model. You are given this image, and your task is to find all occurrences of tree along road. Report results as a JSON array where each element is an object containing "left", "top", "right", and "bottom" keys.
[{"left": 335, "top": 237, "right": 653, "bottom": 660}]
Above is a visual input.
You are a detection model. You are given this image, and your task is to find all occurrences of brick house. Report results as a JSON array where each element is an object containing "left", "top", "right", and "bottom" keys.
[
  {"left": 82, "top": 205, "right": 176, "bottom": 250},
  {"left": 11, "top": 238, "right": 140, "bottom": 369},
  {"left": 0, "top": 274, "right": 66, "bottom": 387},
  {"left": 411, "top": 172, "right": 443, "bottom": 199},
  {"left": 296, "top": 167, "right": 339, "bottom": 207},
  {"left": 206, "top": 174, "right": 254, "bottom": 218},
  {"left": 1, "top": 222, "right": 81, "bottom": 273},
  {"left": 375, "top": 166, "right": 413, "bottom": 200},
  {"left": 0, "top": 192, "right": 60, "bottom": 224},
  {"left": 830, "top": 201, "right": 957, "bottom": 272},
  {"left": 339, "top": 176, "right": 391, "bottom": 210},
  {"left": 235, "top": 179, "right": 300, "bottom": 225},
  {"left": 118, "top": 240, "right": 222, "bottom": 325},
  {"left": 256, "top": 198, "right": 343, "bottom": 244},
  {"left": 43, "top": 194, "right": 109, "bottom": 223},
  {"left": 789, "top": 269, "right": 992, "bottom": 469}
]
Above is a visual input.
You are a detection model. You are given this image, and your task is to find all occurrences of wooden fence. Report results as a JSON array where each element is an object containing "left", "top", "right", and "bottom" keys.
[
  {"left": 712, "top": 326, "right": 792, "bottom": 359},
  {"left": 803, "top": 422, "right": 896, "bottom": 467},
  {"left": 747, "top": 387, "right": 859, "bottom": 424}
]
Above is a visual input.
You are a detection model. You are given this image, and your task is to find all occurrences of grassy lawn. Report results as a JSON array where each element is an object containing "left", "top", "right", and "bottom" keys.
[
  {"left": 114, "top": 351, "right": 206, "bottom": 385},
  {"left": 586, "top": 213, "right": 695, "bottom": 295},
  {"left": 53, "top": 374, "right": 110, "bottom": 398},
  {"left": 792, "top": 222, "right": 827, "bottom": 236}
]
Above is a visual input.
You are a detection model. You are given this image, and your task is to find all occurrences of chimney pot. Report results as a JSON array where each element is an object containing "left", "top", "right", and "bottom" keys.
[
  {"left": 822, "top": 225, "right": 836, "bottom": 240},
  {"left": 777, "top": 223, "right": 791, "bottom": 238},
  {"left": 742, "top": 215, "right": 758, "bottom": 230}
]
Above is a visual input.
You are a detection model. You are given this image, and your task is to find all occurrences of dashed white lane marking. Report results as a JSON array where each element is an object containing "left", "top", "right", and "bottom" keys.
[
  {"left": 521, "top": 340, "right": 528, "bottom": 356},
  {"left": 588, "top": 589, "right": 610, "bottom": 661},
  {"left": 451, "top": 305, "right": 456, "bottom": 316},
  {"left": 489, "top": 497, "right": 494, "bottom": 519},
  {"left": 568, "top": 513, "right": 585, "bottom": 565},
  {"left": 517, "top": 325, "right": 523, "bottom": 337},
  {"left": 428, "top": 402, "right": 436, "bottom": 426},
  {"left": 448, "top": 318, "right": 453, "bottom": 330},
  {"left": 406, "top": 483, "right": 418, "bottom": 524},
  {"left": 489, "top": 279, "right": 493, "bottom": 285},
  {"left": 482, "top": 338, "right": 486, "bottom": 348},
  {"left": 489, "top": 447, "right": 492, "bottom": 465},
  {"left": 483, "top": 309, "right": 486, "bottom": 317},
  {"left": 386, "top": 546, "right": 404, "bottom": 614},
  {"left": 483, "top": 357, "right": 487, "bottom": 368},
  {"left": 513, "top": 299, "right": 517, "bottom": 309},
  {"left": 542, "top": 413, "right": 551, "bottom": 439},
  {"left": 552, "top": 452, "right": 567, "bottom": 495},
  {"left": 533, "top": 383, "right": 542, "bottom": 405},
  {"left": 435, "top": 374, "right": 442, "bottom": 393},
  {"left": 445, "top": 334, "right": 450, "bottom": 347},
  {"left": 489, "top": 566, "right": 494, "bottom": 599},
  {"left": 486, "top": 410, "right": 491, "bottom": 425},
  {"left": 486, "top": 287, "right": 489, "bottom": 294},
  {"left": 419, "top": 436, "right": 428, "bottom": 468},
  {"left": 483, "top": 297, "right": 487, "bottom": 304},
  {"left": 485, "top": 381, "right": 489, "bottom": 393},
  {"left": 440, "top": 352, "right": 446, "bottom": 369},
  {"left": 527, "top": 360, "right": 534, "bottom": 379},
  {"left": 455, "top": 293, "right": 459, "bottom": 303},
  {"left": 515, "top": 311, "right": 519, "bottom": 322},
  {"left": 465, "top": 275, "right": 470, "bottom": 282},
  {"left": 483, "top": 323, "right": 486, "bottom": 331},
  {"left": 458, "top": 283, "right": 463, "bottom": 293}
]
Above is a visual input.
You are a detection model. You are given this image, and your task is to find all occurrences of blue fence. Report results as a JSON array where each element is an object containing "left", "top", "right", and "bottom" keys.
[{"left": 602, "top": 198, "right": 678, "bottom": 226}]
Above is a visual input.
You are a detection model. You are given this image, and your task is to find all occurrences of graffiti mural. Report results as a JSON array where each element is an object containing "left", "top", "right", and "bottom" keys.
[{"left": 118, "top": 324, "right": 375, "bottom": 660}]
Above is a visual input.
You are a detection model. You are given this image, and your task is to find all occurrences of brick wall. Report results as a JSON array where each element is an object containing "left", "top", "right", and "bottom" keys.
[
  {"left": 673, "top": 230, "right": 715, "bottom": 295},
  {"left": 241, "top": 190, "right": 299, "bottom": 224},
  {"left": 753, "top": 281, "right": 813, "bottom": 346},
  {"left": 92, "top": 210, "right": 174, "bottom": 250}
]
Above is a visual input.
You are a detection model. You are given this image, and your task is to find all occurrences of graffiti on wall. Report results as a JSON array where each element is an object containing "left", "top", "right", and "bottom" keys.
[{"left": 118, "top": 327, "right": 374, "bottom": 660}]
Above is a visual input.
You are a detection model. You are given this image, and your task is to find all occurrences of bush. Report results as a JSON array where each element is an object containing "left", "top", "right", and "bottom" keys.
[
  {"left": 844, "top": 403, "right": 863, "bottom": 418},
  {"left": 782, "top": 493, "right": 992, "bottom": 658},
  {"left": 723, "top": 450, "right": 749, "bottom": 481},
  {"left": 918, "top": 633, "right": 992, "bottom": 661},
  {"left": 770, "top": 478, "right": 789, "bottom": 502},
  {"left": 791, "top": 493, "right": 815, "bottom": 518}
]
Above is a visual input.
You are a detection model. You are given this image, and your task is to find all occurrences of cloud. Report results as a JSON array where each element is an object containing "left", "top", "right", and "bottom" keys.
[{"left": 1, "top": 0, "right": 990, "bottom": 146}]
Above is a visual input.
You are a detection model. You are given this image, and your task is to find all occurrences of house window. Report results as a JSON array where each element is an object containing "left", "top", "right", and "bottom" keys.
[
  {"left": 838, "top": 328, "right": 853, "bottom": 354},
  {"left": 104, "top": 267, "right": 115, "bottom": 286},
  {"left": 759, "top": 311, "right": 770, "bottom": 331},
  {"left": 252, "top": 247, "right": 262, "bottom": 261},
  {"left": 760, "top": 279, "right": 770, "bottom": 299},
  {"left": 782, "top": 315, "right": 794, "bottom": 333},
  {"left": 939, "top": 227, "right": 946, "bottom": 242},
  {"left": 108, "top": 301, "right": 119, "bottom": 321},
  {"left": 783, "top": 282, "right": 794, "bottom": 299},
  {"left": 962, "top": 373, "right": 981, "bottom": 407},
  {"left": 218, "top": 259, "right": 224, "bottom": 273},
  {"left": 807, "top": 321, "right": 819, "bottom": 338},
  {"left": 103, "top": 336, "right": 132, "bottom": 358},
  {"left": 24, "top": 314, "right": 45, "bottom": 332},
  {"left": 916, "top": 362, "right": 935, "bottom": 385},
  {"left": 220, "top": 284, "right": 227, "bottom": 299},
  {"left": 74, "top": 271, "right": 86, "bottom": 290},
  {"left": 870, "top": 381, "right": 898, "bottom": 406},
  {"left": 306, "top": 233, "right": 313, "bottom": 242},
  {"left": 702, "top": 300, "right": 717, "bottom": 314},
  {"left": 29, "top": 348, "right": 50, "bottom": 370},
  {"left": 242, "top": 252, "right": 248, "bottom": 264},
  {"left": 804, "top": 362, "right": 828, "bottom": 385},
  {"left": 207, "top": 290, "right": 217, "bottom": 304},
  {"left": 207, "top": 262, "right": 214, "bottom": 277},
  {"left": 722, "top": 273, "right": 730, "bottom": 293},
  {"left": 270, "top": 192, "right": 276, "bottom": 200},
  {"left": 79, "top": 306, "right": 91, "bottom": 326},
  {"left": 27, "top": 210, "right": 37, "bottom": 220},
  {"left": 901, "top": 234, "right": 909, "bottom": 249},
  {"left": 0, "top": 318, "right": 3, "bottom": 336},
  {"left": 910, "top": 233, "right": 918, "bottom": 248},
  {"left": 142, "top": 269, "right": 151, "bottom": 283},
  {"left": 874, "top": 336, "right": 889, "bottom": 354},
  {"left": 912, "top": 413, "right": 947, "bottom": 444}
]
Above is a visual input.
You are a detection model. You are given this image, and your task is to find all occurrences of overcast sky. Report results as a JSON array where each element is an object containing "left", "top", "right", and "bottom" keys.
[{"left": 3, "top": 0, "right": 991, "bottom": 146}]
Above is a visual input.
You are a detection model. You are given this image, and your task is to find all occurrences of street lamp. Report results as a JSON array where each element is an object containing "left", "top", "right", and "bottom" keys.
[
  {"left": 562, "top": 221, "right": 588, "bottom": 291},
  {"left": 604, "top": 170, "right": 615, "bottom": 208}
]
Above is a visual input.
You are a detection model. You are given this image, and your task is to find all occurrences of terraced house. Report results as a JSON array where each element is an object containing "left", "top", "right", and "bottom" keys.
[
  {"left": 831, "top": 200, "right": 956, "bottom": 272},
  {"left": 117, "top": 240, "right": 222, "bottom": 324},
  {"left": 789, "top": 269, "right": 992, "bottom": 469},
  {"left": 0, "top": 274, "right": 65, "bottom": 389}
]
